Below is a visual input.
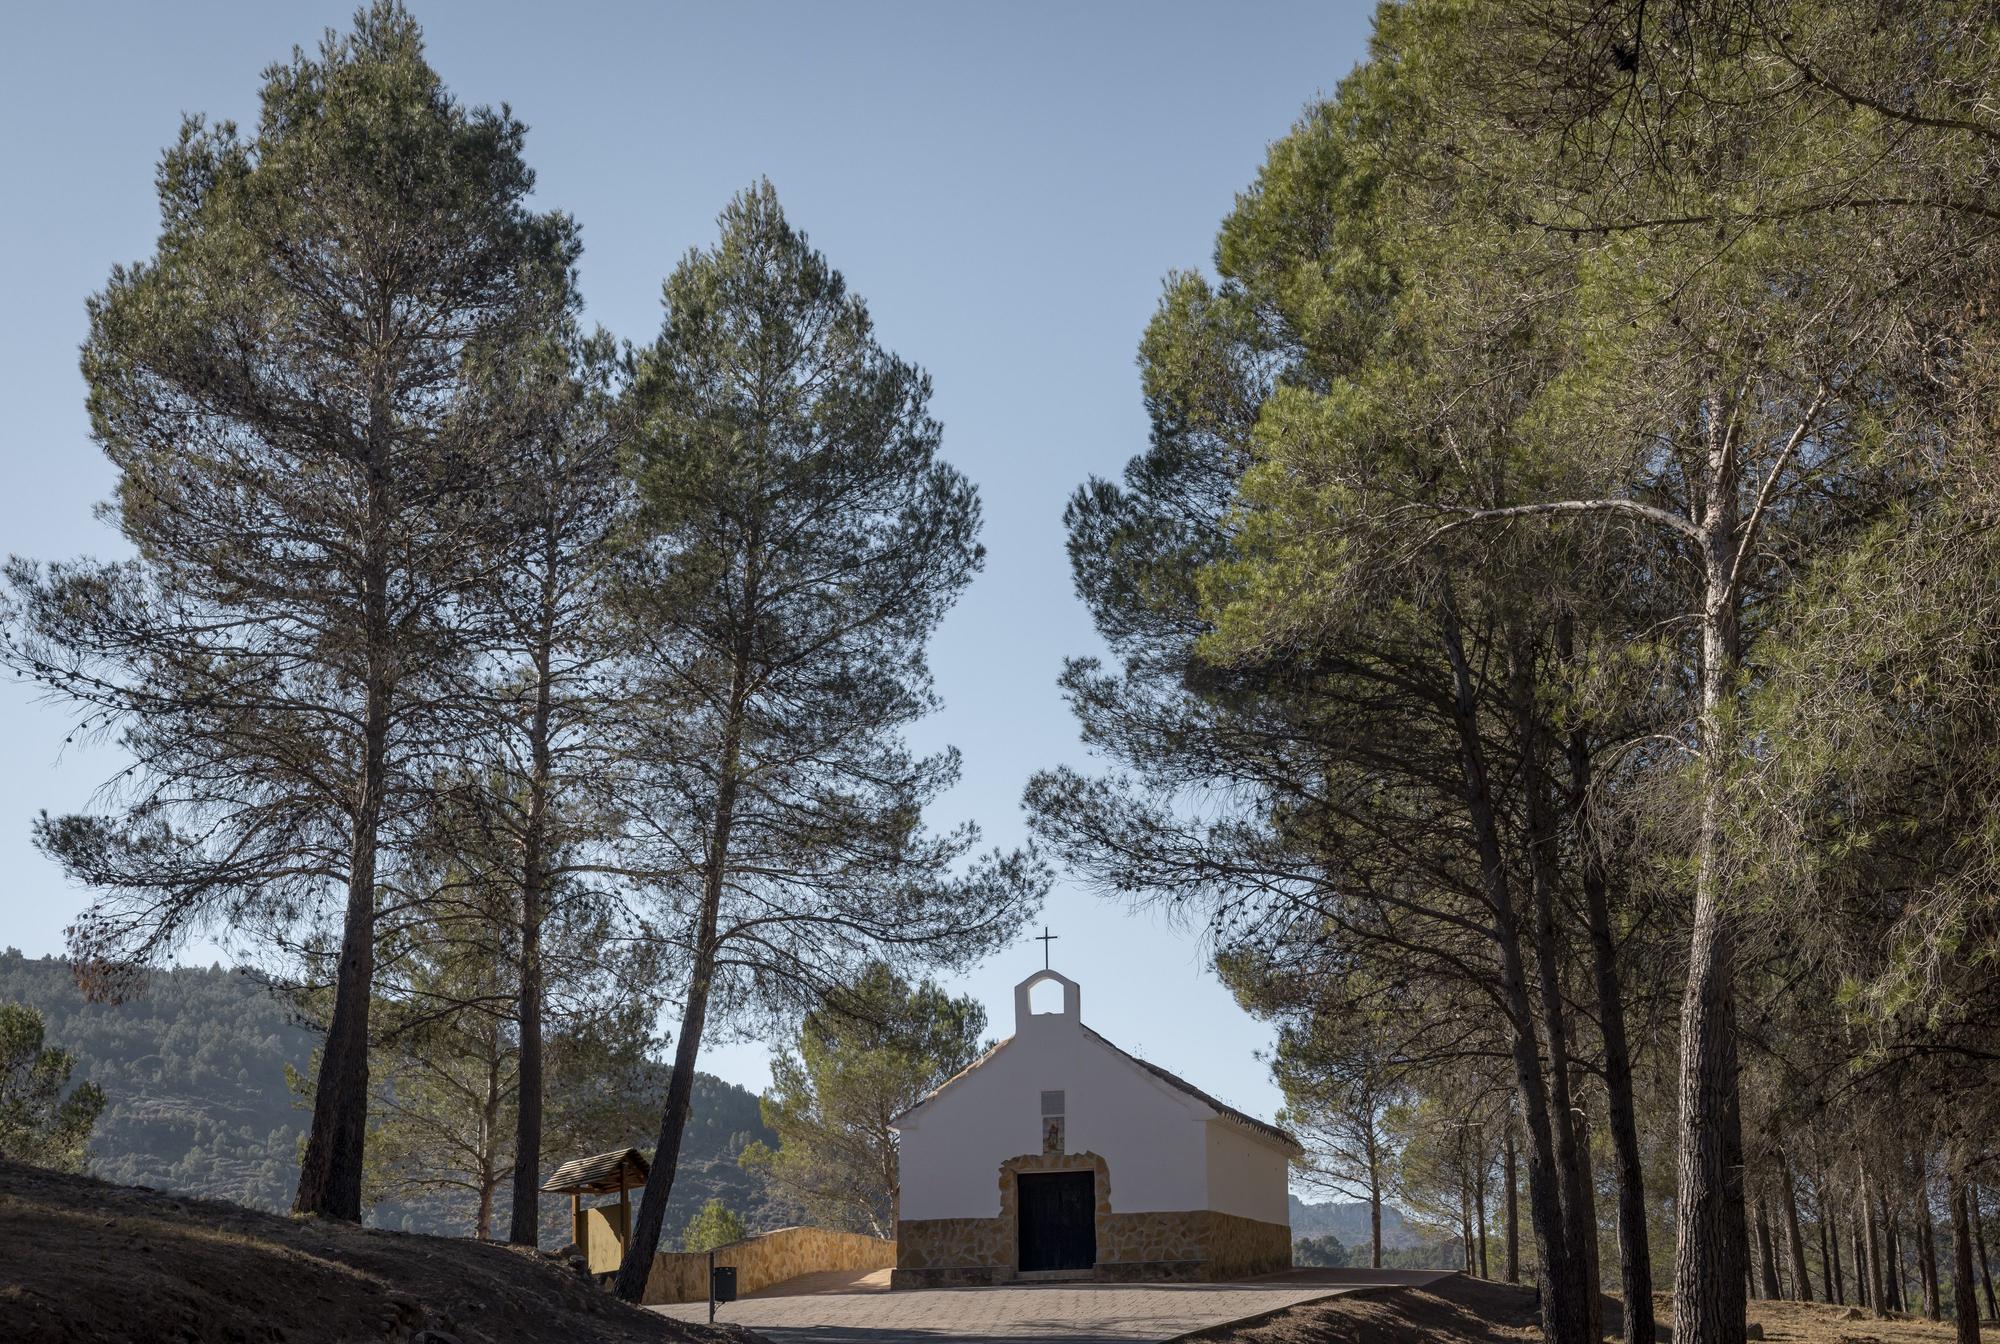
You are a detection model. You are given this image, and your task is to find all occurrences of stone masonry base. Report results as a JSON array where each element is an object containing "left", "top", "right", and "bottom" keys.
[{"left": 895, "top": 1185, "right": 1290, "bottom": 1289}]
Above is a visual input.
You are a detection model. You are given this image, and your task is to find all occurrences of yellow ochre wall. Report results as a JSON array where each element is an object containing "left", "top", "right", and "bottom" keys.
[
  {"left": 581, "top": 1219, "right": 896, "bottom": 1305},
  {"left": 581, "top": 1206, "right": 630, "bottom": 1274}
]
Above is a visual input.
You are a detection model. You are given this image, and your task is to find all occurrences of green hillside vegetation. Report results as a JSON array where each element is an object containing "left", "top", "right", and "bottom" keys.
[
  {"left": 740, "top": 962, "right": 989, "bottom": 1239},
  {"left": 0, "top": 1000, "right": 104, "bottom": 1171},
  {"left": 0, "top": 950, "right": 788, "bottom": 1238}
]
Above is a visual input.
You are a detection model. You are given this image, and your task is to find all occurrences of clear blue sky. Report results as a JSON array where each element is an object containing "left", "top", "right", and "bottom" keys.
[{"left": 0, "top": 1, "right": 1374, "bottom": 1126}]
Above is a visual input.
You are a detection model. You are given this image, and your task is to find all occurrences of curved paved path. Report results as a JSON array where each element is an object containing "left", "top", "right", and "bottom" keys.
[{"left": 653, "top": 1267, "right": 1453, "bottom": 1343}]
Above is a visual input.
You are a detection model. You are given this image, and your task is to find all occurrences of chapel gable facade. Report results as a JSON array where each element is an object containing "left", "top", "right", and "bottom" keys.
[{"left": 889, "top": 969, "right": 1298, "bottom": 1287}]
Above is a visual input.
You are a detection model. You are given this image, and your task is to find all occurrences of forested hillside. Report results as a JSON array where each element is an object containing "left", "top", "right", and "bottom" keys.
[
  {"left": 0, "top": 951, "right": 784, "bottom": 1238},
  {"left": 1288, "top": 1196, "right": 1467, "bottom": 1271},
  {"left": 1289, "top": 1195, "right": 1419, "bottom": 1250}
]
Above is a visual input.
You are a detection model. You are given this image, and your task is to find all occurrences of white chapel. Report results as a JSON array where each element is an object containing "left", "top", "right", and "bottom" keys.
[{"left": 889, "top": 968, "right": 1300, "bottom": 1286}]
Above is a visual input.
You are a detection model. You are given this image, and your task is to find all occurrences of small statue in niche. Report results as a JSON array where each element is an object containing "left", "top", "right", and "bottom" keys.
[{"left": 1043, "top": 1117, "right": 1064, "bottom": 1154}]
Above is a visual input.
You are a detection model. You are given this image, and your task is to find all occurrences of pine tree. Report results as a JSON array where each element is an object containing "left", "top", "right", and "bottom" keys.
[
  {"left": 2, "top": 2, "right": 575, "bottom": 1220},
  {"left": 680, "top": 1197, "right": 746, "bottom": 1253},
  {"left": 461, "top": 325, "right": 634, "bottom": 1246},
  {"left": 609, "top": 183, "right": 1037, "bottom": 1300},
  {"left": 361, "top": 908, "right": 521, "bottom": 1241},
  {"left": 739, "top": 963, "right": 986, "bottom": 1237},
  {"left": 0, "top": 1002, "right": 105, "bottom": 1173}
]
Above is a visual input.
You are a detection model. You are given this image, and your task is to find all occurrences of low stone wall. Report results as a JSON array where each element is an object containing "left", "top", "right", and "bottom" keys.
[
  {"left": 1200, "top": 1209, "right": 1292, "bottom": 1280},
  {"left": 635, "top": 1226, "right": 896, "bottom": 1306},
  {"left": 1080, "top": 1208, "right": 1291, "bottom": 1281}
]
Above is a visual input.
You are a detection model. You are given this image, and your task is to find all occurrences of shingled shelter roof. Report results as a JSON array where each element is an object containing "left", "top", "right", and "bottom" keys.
[{"left": 541, "top": 1147, "right": 648, "bottom": 1195}]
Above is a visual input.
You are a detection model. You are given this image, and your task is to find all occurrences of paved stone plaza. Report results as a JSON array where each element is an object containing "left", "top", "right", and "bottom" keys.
[{"left": 654, "top": 1267, "right": 1452, "bottom": 1343}]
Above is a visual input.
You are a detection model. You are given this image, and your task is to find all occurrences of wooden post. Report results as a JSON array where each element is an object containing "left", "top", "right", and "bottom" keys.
[
  {"left": 572, "top": 1192, "right": 583, "bottom": 1252},
  {"left": 620, "top": 1184, "right": 631, "bottom": 1243}
]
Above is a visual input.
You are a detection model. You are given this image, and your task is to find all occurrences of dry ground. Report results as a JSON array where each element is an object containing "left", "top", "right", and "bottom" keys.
[
  {"left": 1178, "top": 1275, "right": 1988, "bottom": 1344},
  {"left": 0, "top": 1158, "right": 761, "bottom": 1344},
  {"left": 1176, "top": 1274, "right": 1549, "bottom": 1344},
  {"left": 1699, "top": 1294, "right": 1979, "bottom": 1344}
]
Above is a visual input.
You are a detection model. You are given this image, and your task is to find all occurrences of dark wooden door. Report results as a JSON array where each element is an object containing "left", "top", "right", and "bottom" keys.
[{"left": 1017, "top": 1171, "right": 1095, "bottom": 1272}]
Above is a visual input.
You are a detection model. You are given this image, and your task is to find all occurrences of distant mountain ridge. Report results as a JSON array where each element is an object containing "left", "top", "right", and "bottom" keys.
[
  {"left": 0, "top": 948, "right": 784, "bottom": 1239},
  {"left": 1288, "top": 1192, "right": 1425, "bottom": 1248}
]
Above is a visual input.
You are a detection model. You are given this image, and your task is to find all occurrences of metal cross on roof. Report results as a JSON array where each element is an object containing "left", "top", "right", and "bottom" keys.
[{"left": 1035, "top": 926, "right": 1058, "bottom": 970}]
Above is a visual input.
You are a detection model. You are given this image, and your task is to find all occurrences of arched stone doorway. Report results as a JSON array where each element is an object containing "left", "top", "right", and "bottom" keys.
[{"left": 997, "top": 1151, "right": 1111, "bottom": 1275}]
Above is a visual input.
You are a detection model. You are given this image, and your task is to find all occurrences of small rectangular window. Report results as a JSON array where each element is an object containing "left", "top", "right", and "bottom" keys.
[{"left": 1041, "top": 1089, "right": 1065, "bottom": 1117}]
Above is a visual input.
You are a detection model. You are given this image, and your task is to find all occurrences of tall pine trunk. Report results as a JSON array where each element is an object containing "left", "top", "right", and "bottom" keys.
[
  {"left": 1476, "top": 1155, "right": 1490, "bottom": 1279},
  {"left": 1953, "top": 1171, "right": 1983, "bottom": 1344},
  {"left": 1506, "top": 1121, "right": 1521, "bottom": 1284},
  {"left": 476, "top": 1037, "right": 504, "bottom": 1241},
  {"left": 1440, "top": 592, "right": 1588, "bottom": 1344},
  {"left": 1461, "top": 1149, "right": 1477, "bottom": 1275},
  {"left": 1370, "top": 1148, "right": 1385, "bottom": 1270},
  {"left": 1866, "top": 1170, "right": 1889, "bottom": 1317},
  {"left": 1512, "top": 639, "right": 1597, "bottom": 1341},
  {"left": 295, "top": 803, "right": 380, "bottom": 1220},
  {"left": 1888, "top": 1200, "right": 1904, "bottom": 1312},
  {"left": 295, "top": 411, "right": 393, "bottom": 1222},
  {"left": 1783, "top": 1153, "right": 1813, "bottom": 1302},
  {"left": 1854, "top": 1201, "right": 1868, "bottom": 1309},
  {"left": 510, "top": 850, "right": 545, "bottom": 1246},
  {"left": 1571, "top": 717, "right": 1655, "bottom": 1344},
  {"left": 1674, "top": 388, "right": 1749, "bottom": 1344},
  {"left": 1920, "top": 1170, "right": 1943, "bottom": 1322},
  {"left": 1975, "top": 1182, "right": 1997, "bottom": 1322},
  {"left": 615, "top": 631, "right": 753, "bottom": 1303},
  {"left": 1758, "top": 1187, "right": 1784, "bottom": 1300},
  {"left": 1854, "top": 1201, "right": 1870, "bottom": 1308},
  {"left": 615, "top": 932, "right": 717, "bottom": 1300},
  {"left": 509, "top": 598, "right": 558, "bottom": 1248},
  {"left": 1572, "top": 1086, "right": 1603, "bottom": 1337}
]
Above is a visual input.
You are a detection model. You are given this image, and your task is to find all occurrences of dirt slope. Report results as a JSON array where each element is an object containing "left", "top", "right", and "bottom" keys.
[
  {"left": 1179, "top": 1273, "right": 1548, "bottom": 1344},
  {"left": 1183, "top": 1274, "right": 1976, "bottom": 1344},
  {"left": 0, "top": 1159, "right": 758, "bottom": 1344}
]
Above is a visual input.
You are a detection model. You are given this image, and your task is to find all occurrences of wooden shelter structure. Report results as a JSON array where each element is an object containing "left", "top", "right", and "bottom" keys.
[{"left": 543, "top": 1147, "right": 648, "bottom": 1253}]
